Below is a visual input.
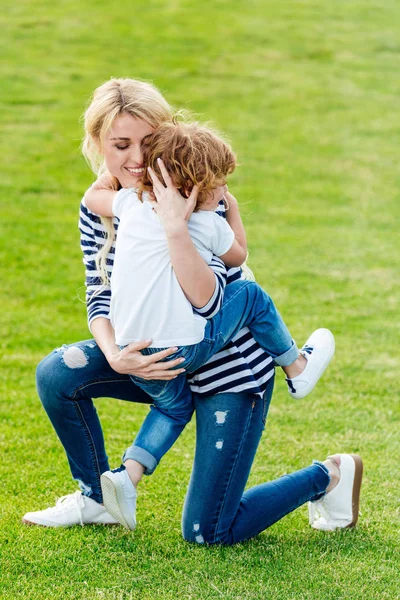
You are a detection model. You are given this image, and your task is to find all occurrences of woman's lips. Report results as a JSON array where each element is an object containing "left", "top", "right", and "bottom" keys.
[{"left": 125, "top": 166, "right": 144, "bottom": 176}]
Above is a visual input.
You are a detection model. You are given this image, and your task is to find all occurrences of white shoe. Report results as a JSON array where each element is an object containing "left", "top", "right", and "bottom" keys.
[
  {"left": 286, "top": 328, "right": 335, "bottom": 399},
  {"left": 309, "top": 454, "right": 363, "bottom": 531},
  {"left": 101, "top": 468, "right": 137, "bottom": 531},
  {"left": 22, "top": 490, "right": 119, "bottom": 527}
]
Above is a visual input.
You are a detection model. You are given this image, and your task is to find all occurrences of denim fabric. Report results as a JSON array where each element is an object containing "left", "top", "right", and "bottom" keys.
[
  {"left": 35, "top": 340, "right": 152, "bottom": 503},
  {"left": 183, "top": 379, "right": 330, "bottom": 545},
  {"left": 35, "top": 348, "right": 330, "bottom": 544},
  {"left": 126, "top": 279, "right": 298, "bottom": 473}
]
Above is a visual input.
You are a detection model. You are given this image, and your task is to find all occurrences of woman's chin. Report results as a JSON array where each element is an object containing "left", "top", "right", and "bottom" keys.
[
  {"left": 120, "top": 178, "right": 139, "bottom": 189},
  {"left": 121, "top": 172, "right": 145, "bottom": 189}
]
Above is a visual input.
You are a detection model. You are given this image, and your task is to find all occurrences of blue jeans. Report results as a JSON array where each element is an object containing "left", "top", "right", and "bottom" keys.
[
  {"left": 126, "top": 279, "right": 299, "bottom": 473},
  {"left": 35, "top": 341, "right": 330, "bottom": 545}
]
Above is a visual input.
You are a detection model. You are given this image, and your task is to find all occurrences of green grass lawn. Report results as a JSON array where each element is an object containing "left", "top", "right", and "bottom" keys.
[{"left": 1, "top": 0, "right": 399, "bottom": 598}]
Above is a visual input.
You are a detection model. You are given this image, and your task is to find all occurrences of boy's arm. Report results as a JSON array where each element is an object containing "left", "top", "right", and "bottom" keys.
[
  {"left": 219, "top": 190, "right": 248, "bottom": 267},
  {"left": 84, "top": 184, "right": 116, "bottom": 217}
]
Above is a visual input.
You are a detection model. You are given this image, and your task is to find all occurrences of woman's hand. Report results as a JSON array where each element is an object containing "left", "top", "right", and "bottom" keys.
[
  {"left": 148, "top": 158, "right": 198, "bottom": 233},
  {"left": 107, "top": 339, "right": 185, "bottom": 380}
]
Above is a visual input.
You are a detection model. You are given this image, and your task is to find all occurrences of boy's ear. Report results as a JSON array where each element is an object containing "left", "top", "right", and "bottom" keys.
[{"left": 183, "top": 180, "right": 193, "bottom": 198}]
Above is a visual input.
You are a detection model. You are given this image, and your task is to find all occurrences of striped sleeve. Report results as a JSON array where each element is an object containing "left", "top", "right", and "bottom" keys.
[
  {"left": 192, "top": 255, "right": 227, "bottom": 319},
  {"left": 192, "top": 200, "right": 237, "bottom": 319},
  {"left": 79, "top": 200, "right": 114, "bottom": 329}
]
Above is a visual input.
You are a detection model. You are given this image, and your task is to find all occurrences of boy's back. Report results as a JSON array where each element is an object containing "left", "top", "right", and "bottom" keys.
[{"left": 110, "top": 188, "right": 234, "bottom": 348}]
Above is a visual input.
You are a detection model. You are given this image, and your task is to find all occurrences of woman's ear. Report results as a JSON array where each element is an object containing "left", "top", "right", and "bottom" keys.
[{"left": 93, "top": 136, "right": 104, "bottom": 155}]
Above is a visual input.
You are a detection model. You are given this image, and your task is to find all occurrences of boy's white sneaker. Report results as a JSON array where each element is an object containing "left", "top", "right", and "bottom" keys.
[
  {"left": 101, "top": 467, "right": 137, "bottom": 531},
  {"left": 22, "top": 490, "right": 119, "bottom": 527},
  {"left": 286, "top": 328, "right": 335, "bottom": 399},
  {"left": 309, "top": 454, "right": 363, "bottom": 531}
]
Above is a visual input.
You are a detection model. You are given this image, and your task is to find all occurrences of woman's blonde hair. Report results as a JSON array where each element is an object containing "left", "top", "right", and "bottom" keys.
[
  {"left": 138, "top": 120, "right": 236, "bottom": 210},
  {"left": 82, "top": 78, "right": 174, "bottom": 283}
]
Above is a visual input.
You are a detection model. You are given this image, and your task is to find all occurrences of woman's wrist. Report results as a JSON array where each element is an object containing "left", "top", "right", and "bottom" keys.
[
  {"left": 90, "top": 317, "right": 120, "bottom": 367},
  {"left": 163, "top": 217, "right": 188, "bottom": 238},
  {"left": 105, "top": 345, "right": 120, "bottom": 364}
]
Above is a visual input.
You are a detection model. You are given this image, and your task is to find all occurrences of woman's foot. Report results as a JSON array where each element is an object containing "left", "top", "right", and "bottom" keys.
[
  {"left": 308, "top": 454, "right": 363, "bottom": 531},
  {"left": 285, "top": 328, "right": 335, "bottom": 399},
  {"left": 22, "top": 490, "right": 119, "bottom": 527},
  {"left": 323, "top": 454, "right": 341, "bottom": 493}
]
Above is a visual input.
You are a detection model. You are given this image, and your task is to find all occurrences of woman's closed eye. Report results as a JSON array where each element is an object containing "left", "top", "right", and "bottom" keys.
[{"left": 140, "top": 136, "right": 152, "bottom": 151}]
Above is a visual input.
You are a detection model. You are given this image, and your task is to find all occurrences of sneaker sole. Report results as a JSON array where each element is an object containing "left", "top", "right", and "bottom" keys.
[
  {"left": 310, "top": 453, "right": 364, "bottom": 531},
  {"left": 291, "top": 329, "right": 335, "bottom": 399},
  {"left": 21, "top": 518, "right": 119, "bottom": 527},
  {"left": 347, "top": 454, "right": 363, "bottom": 528},
  {"left": 101, "top": 473, "right": 136, "bottom": 531}
]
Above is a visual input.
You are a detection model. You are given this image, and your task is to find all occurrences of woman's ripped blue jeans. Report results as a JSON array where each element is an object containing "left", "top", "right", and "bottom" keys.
[{"left": 35, "top": 341, "right": 329, "bottom": 545}]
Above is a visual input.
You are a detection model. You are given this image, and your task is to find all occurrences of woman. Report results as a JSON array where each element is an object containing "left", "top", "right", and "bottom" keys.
[{"left": 22, "top": 78, "right": 363, "bottom": 541}]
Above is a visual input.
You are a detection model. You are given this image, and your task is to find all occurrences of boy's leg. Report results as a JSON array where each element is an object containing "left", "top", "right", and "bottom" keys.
[
  {"left": 100, "top": 372, "right": 194, "bottom": 530},
  {"left": 188, "top": 280, "right": 299, "bottom": 373},
  {"left": 123, "top": 373, "right": 194, "bottom": 475},
  {"left": 187, "top": 280, "right": 334, "bottom": 400}
]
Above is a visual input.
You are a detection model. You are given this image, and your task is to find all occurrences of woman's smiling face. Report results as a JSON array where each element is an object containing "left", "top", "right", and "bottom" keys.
[{"left": 102, "top": 113, "right": 154, "bottom": 188}]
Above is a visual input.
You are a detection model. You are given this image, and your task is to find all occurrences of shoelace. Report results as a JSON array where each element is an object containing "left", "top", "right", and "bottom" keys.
[
  {"left": 308, "top": 498, "right": 331, "bottom": 525},
  {"left": 53, "top": 490, "right": 85, "bottom": 526}
]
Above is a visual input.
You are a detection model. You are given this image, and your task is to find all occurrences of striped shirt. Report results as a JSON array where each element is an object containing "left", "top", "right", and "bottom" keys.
[{"left": 79, "top": 199, "right": 274, "bottom": 397}]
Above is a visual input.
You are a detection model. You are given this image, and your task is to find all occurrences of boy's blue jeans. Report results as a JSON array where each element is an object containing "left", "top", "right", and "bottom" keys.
[{"left": 125, "top": 279, "right": 299, "bottom": 474}]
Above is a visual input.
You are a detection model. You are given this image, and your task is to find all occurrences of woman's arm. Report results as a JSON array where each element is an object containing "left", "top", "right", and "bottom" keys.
[
  {"left": 221, "top": 190, "right": 248, "bottom": 266},
  {"left": 192, "top": 255, "right": 227, "bottom": 318},
  {"left": 219, "top": 240, "right": 247, "bottom": 268},
  {"left": 148, "top": 160, "right": 221, "bottom": 309},
  {"left": 164, "top": 222, "right": 217, "bottom": 308},
  {"left": 91, "top": 317, "right": 185, "bottom": 379}
]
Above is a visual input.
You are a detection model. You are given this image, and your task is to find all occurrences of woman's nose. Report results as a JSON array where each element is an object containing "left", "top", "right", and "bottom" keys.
[{"left": 129, "top": 144, "right": 143, "bottom": 166}]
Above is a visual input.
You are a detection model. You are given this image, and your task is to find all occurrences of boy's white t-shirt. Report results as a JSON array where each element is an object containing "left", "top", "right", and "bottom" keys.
[{"left": 110, "top": 188, "right": 235, "bottom": 348}]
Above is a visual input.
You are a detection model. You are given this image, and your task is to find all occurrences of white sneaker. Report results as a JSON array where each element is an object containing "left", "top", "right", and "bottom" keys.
[
  {"left": 309, "top": 454, "right": 363, "bottom": 531},
  {"left": 286, "top": 328, "right": 335, "bottom": 399},
  {"left": 22, "top": 490, "right": 119, "bottom": 527},
  {"left": 101, "top": 468, "right": 137, "bottom": 531}
]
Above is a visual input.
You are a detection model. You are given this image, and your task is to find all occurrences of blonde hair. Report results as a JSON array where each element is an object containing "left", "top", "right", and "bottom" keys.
[
  {"left": 138, "top": 120, "right": 236, "bottom": 210},
  {"left": 82, "top": 78, "right": 174, "bottom": 283}
]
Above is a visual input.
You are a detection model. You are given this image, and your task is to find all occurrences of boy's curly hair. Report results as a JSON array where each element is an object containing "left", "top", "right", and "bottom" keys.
[{"left": 138, "top": 120, "right": 236, "bottom": 210}]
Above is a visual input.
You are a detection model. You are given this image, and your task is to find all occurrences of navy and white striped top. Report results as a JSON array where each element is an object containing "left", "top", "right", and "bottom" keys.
[{"left": 79, "top": 199, "right": 274, "bottom": 396}]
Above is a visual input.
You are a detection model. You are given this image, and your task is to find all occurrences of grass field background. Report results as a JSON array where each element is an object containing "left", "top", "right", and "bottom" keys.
[{"left": 1, "top": 0, "right": 399, "bottom": 598}]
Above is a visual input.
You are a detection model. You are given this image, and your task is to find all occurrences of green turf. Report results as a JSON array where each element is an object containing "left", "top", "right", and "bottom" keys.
[{"left": 1, "top": 0, "right": 399, "bottom": 598}]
